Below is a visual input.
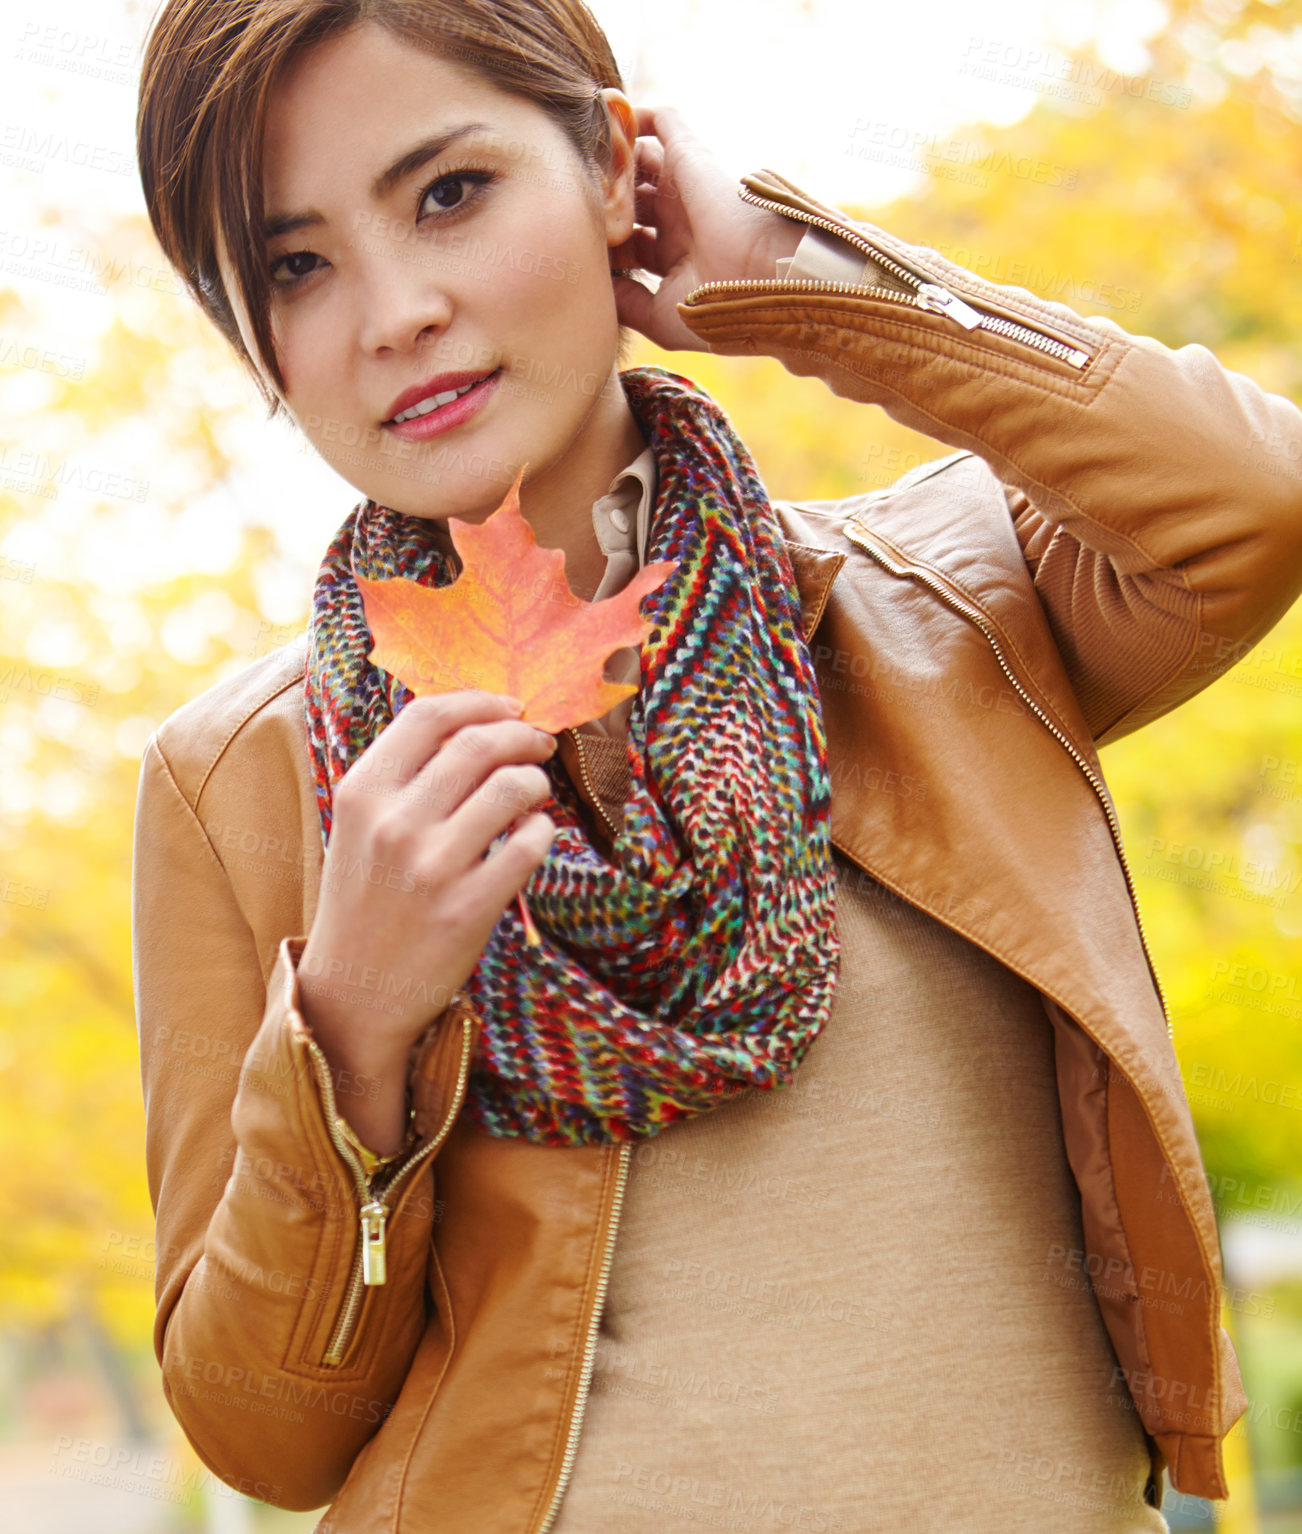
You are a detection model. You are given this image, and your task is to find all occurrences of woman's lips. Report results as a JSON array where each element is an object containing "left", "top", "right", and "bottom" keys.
[{"left": 382, "top": 368, "right": 502, "bottom": 441}]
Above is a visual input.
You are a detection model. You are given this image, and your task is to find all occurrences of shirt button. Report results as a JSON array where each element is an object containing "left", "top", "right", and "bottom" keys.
[{"left": 609, "top": 507, "right": 630, "bottom": 533}]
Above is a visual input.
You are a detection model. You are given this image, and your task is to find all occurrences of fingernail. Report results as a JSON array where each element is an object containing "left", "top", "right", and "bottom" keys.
[{"left": 503, "top": 695, "right": 525, "bottom": 712}]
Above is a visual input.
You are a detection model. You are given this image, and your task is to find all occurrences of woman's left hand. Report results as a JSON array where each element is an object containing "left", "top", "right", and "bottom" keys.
[{"left": 609, "top": 103, "right": 802, "bottom": 352}]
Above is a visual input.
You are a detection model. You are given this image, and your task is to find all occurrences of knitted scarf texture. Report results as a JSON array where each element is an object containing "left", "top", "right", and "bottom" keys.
[{"left": 303, "top": 365, "right": 840, "bottom": 1147}]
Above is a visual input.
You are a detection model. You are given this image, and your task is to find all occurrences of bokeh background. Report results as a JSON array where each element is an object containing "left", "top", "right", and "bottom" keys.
[{"left": 2, "top": 0, "right": 1300, "bottom": 1527}]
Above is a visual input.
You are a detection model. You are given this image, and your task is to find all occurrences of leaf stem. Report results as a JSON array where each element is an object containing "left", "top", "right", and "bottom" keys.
[{"left": 516, "top": 891, "right": 543, "bottom": 946}]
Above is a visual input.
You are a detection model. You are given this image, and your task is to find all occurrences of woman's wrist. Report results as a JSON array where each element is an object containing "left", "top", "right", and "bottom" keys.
[
  {"left": 298, "top": 987, "right": 415, "bottom": 1158},
  {"left": 334, "top": 1097, "right": 419, "bottom": 1176},
  {"left": 750, "top": 215, "right": 804, "bottom": 282}
]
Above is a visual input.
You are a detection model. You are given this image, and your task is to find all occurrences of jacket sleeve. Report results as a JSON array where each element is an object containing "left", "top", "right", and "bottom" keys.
[
  {"left": 131, "top": 731, "right": 471, "bottom": 1512},
  {"left": 679, "top": 168, "right": 1302, "bottom": 745}
]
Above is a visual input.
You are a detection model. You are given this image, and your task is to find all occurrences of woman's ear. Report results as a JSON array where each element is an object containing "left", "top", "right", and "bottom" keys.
[{"left": 595, "top": 88, "right": 639, "bottom": 250}]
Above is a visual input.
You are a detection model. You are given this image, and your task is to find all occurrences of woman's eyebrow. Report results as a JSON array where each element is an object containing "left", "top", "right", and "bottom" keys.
[{"left": 262, "top": 121, "right": 494, "bottom": 240}]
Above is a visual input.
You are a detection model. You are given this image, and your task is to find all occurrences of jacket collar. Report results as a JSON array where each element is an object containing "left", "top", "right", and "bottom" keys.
[
  {"left": 776, "top": 462, "right": 1100, "bottom": 770},
  {"left": 778, "top": 529, "right": 848, "bottom": 643}
]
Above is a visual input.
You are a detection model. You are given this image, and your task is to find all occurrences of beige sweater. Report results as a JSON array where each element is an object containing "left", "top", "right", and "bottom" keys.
[{"left": 546, "top": 255, "right": 1168, "bottom": 1523}]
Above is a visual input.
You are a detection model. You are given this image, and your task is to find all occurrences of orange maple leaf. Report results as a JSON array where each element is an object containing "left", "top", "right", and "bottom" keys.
[{"left": 357, "top": 463, "right": 677, "bottom": 734}]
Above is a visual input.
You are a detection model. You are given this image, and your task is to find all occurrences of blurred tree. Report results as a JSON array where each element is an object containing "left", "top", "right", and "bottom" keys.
[{"left": 0, "top": 226, "right": 288, "bottom": 1393}]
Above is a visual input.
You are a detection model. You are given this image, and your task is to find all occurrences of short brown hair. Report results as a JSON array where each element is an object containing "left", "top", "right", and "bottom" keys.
[{"left": 136, "top": 0, "right": 629, "bottom": 420}]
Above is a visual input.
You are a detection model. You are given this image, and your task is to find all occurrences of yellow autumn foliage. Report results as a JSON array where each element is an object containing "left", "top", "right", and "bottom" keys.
[{"left": 1, "top": 0, "right": 1300, "bottom": 1507}]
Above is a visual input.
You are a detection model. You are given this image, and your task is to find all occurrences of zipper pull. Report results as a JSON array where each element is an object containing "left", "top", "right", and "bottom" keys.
[
  {"left": 914, "top": 282, "right": 984, "bottom": 330},
  {"left": 360, "top": 1199, "right": 389, "bottom": 1286}
]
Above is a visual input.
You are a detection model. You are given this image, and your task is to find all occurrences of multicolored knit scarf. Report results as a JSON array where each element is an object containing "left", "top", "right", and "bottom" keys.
[{"left": 303, "top": 365, "right": 840, "bottom": 1148}]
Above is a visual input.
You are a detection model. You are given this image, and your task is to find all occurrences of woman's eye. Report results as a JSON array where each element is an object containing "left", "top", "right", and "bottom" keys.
[
  {"left": 270, "top": 250, "right": 320, "bottom": 285},
  {"left": 419, "top": 170, "right": 494, "bottom": 219},
  {"left": 267, "top": 170, "right": 493, "bottom": 287}
]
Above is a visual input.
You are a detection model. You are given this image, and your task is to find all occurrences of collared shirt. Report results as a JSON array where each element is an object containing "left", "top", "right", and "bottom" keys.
[{"left": 579, "top": 442, "right": 658, "bottom": 740}]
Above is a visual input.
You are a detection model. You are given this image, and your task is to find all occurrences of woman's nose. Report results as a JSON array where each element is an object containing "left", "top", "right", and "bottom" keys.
[{"left": 354, "top": 235, "right": 456, "bottom": 354}]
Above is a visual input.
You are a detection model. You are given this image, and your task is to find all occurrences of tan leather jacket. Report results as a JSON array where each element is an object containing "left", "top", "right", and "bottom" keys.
[{"left": 132, "top": 167, "right": 1302, "bottom": 1527}]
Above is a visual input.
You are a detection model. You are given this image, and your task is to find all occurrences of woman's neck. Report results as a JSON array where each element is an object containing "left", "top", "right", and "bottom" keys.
[
  {"left": 516, "top": 371, "right": 649, "bottom": 603},
  {"left": 415, "top": 368, "right": 648, "bottom": 599}
]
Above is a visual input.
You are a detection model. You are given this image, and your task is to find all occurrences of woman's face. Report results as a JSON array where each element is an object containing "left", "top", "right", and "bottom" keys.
[{"left": 226, "top": 22, "right": 638, "bottom": 521}]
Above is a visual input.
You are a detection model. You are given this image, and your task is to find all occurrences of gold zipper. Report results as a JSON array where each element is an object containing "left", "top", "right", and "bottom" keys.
[
  {"left": 525, "top": 743, "right": 632, "bottom": 1528},
  {"left": 841, "top": 519, "right": 1173, "bottom": 1041},
  {"left": 684, "top": 187, "right": 1093, "bottom": 371},
  {"left": 535, "top": 1139, "right": 633, "bottom": 1534},
  {"left": 304, "top": 1011, "right": 478, "bottom": 1368},
  {"left": 563, "top": 727, "right": 620, "bottom": 843}
]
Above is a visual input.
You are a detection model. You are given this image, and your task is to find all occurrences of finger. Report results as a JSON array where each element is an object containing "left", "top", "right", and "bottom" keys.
[
  {"left": 630, "top": 167, "right": 692, "bottom": 273},
  {"left": 343, "top": 691, "right": 521, "bottom": 798},
  {"left": 611, "top": 268, "right": 660, "bottom": 337},
  {"left": 634, "top": 134, "right": 665, "bottom": 187},
  {"left": 631, "top": 174, "right": 671, "bottom": 230},
  {"left": 462, "top": 809, "right": 556, "bottom": 913},
  {"left": 632, "top": 102, "right": 695, "bottom": 143},
  {"left": 402, "top": 717, "right": 555, "bottom": 820},
  {"left": 616, "top": 270, "right": 711, "bottom": 355},
  {"left": 609, "top": 225, "right": 663, "bottom": 278},
  {"left": 633, "top": 176, "right": 664, "bottom": 230},
  {"left": 633, "top": 104, "right": 704, "bottom": 183},
  {"left": 440, "top": 760, "right": 556, "bottom": 879}
]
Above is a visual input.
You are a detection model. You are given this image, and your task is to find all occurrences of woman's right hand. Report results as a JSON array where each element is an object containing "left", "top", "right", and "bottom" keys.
[
  {"left": 296, "top": 689, "right": 559, "bottom": 1151},
  {"left": 607, "top": 101, "right": 804, "bottom": 353}
]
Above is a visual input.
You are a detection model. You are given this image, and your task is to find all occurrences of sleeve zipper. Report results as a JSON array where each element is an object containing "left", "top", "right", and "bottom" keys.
[
  {"left": 683, "top": 186, "right": 1094, "bottom": 372},
  {"left": 302, "top": 1009, "right": 478, "bottom": 1368}
]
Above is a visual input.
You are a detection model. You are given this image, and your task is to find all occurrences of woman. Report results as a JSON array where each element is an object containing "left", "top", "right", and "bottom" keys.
[{"left": 132, "top": 1, "right": 1302, "bottom": 1529}]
